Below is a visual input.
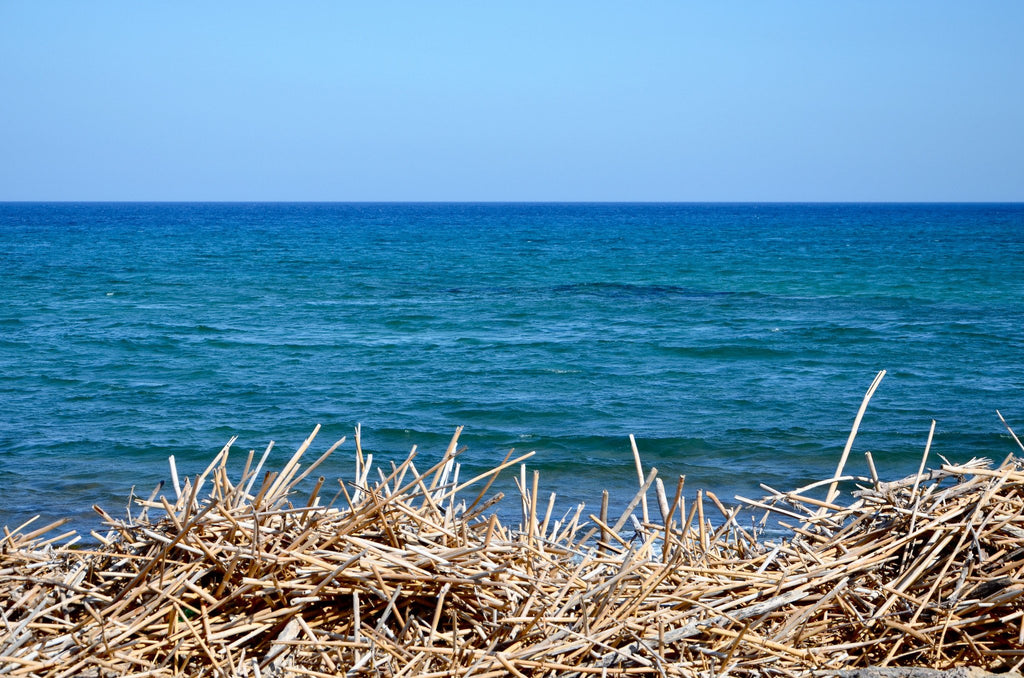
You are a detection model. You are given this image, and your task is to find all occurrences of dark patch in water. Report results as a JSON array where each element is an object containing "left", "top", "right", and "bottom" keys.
[{"left": 552, "top": 282, "right": 734, "bottom": 299}]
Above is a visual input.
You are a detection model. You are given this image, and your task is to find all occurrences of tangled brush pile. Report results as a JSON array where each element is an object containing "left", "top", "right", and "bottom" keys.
[{"left": 3, "top": 375, "right": 1024, "bottom": 677}]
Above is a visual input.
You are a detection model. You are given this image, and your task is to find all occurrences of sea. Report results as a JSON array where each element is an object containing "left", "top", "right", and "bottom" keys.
[{"left": 1, "top": 202, "right": 1023, "bottom": 538}]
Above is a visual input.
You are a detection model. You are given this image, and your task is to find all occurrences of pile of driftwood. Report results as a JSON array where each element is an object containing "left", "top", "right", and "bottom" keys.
[{"left": 4, "top": 379, "right": 1024, "bottom": 676}]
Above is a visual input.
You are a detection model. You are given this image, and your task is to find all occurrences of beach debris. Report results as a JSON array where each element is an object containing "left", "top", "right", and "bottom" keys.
[{"left": 4, "top": 412, "right": 1024, "bottom": 676}]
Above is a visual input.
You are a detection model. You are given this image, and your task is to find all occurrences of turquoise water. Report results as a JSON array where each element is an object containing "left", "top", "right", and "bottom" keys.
[{"left": 1, "top": 203, "right": 1023, "bottom": 535}]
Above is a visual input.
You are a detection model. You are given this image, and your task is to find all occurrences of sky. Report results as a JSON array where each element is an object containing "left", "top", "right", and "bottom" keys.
[{"left": 1, "top": 2, "right": 1022, "bottom": 202}]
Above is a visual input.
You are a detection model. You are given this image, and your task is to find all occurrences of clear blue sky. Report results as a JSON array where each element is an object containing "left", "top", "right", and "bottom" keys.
[{"left": 1, "top": 2, "right": 1021, "bottom": 201}]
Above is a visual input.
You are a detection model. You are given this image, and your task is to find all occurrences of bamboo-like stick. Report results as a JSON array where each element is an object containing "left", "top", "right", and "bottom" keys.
[
  {"left": 630, "top": 434, "right": 650, "bottom": 527},
  {"left": 825, "top": 369, "right": 886, "bottom": 506}
]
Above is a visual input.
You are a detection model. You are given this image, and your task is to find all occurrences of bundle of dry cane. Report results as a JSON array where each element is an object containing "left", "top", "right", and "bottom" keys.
[{"left": 4, "top": 371, "right": 1024, "bottom": 677}]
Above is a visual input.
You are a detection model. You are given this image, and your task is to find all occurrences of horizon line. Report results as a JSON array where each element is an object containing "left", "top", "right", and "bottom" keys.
[{"left": 2, "top": 200, "right": 1023, "bottom": 206}]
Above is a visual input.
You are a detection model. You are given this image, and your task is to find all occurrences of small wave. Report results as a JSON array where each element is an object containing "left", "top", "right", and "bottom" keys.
[
  {"left": 34, "top": 374, "right": 83, "bottom": 386},
  {"left": 655, "top": 343, "right": 796, "bottom": 360},
  {"left": 552, "top": 282, "right": 734, "bottom": 300},
  {"left": 195, "top": 324, "right": 229, "bottom": 334},
  {"left": 444, "top": 286, "right": 518, "bottom": 296},
  {"left": 199, "top": 337, "right": 337, "bottom": 350}
]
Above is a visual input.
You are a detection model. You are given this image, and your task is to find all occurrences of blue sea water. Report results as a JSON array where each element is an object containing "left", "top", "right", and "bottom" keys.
[{"left": 1, "top": 202, "right": 1023, "bottom": 536}]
